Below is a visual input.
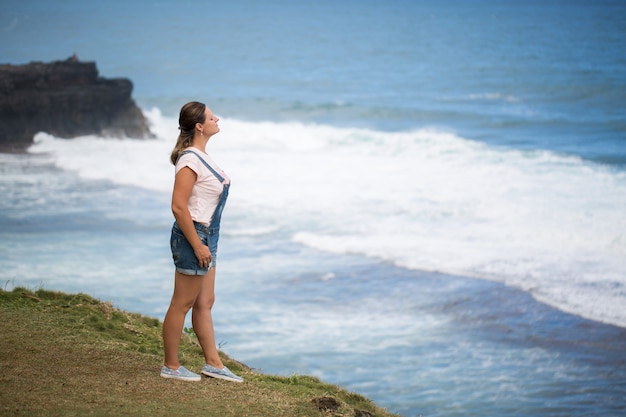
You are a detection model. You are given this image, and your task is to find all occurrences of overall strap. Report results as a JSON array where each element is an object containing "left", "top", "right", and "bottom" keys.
[{"left": 179, "top": 150, "right": 226, "bottom": 183}]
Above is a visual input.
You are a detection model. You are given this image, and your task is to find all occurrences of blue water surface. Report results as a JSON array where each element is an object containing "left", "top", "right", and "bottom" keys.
[{"left": 2, "top": 0, "right": 625, "bottom": 164}]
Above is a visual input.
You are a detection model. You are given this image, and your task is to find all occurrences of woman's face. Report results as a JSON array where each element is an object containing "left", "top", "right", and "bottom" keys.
[{"left": 199, "top": 108, "right": 220, "bottom": 137}]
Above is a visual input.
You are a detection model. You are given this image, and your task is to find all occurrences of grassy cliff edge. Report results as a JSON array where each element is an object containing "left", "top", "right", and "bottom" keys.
[{"left": 0, "top": 288, "right": 400, "bottom": 417}]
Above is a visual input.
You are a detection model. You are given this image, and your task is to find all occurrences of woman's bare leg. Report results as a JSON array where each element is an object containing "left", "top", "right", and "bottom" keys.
[
  {"left": 192, "top": 267, "right": 224, "bottom": 368},
  {"left": 162, "top": 271, "right": 203, "bottom": 369}
]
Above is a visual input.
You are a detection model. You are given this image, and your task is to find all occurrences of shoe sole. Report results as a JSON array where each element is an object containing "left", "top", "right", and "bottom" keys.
[
  {"left": 160, "top": 373, "right": 201, "bottom": 382},
  {"left": 201, "top": 370, "right": 243, "bottom": 383}
]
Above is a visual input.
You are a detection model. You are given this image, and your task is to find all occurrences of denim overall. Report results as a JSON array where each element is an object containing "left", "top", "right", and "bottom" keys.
[{"left": 170, "top": 150, "right": 230, "bottom": 275}]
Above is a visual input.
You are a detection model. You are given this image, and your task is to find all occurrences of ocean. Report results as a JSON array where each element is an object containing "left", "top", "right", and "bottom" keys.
[{"left": 1, "top": 1, "right": 625, "bottom": 416}]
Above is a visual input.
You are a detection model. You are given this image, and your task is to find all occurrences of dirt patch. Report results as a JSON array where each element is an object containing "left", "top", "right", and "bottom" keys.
[{"left": 312, "top": 396, "right": 341, "bottom": 412}]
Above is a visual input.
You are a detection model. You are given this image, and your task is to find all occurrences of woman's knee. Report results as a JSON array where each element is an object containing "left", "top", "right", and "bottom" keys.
[
  {"left": 169, "top": 293, "right": 198, "bottom": 312},
  {"left": 194, "top": 295, "right": 216, "bottom": 311}
]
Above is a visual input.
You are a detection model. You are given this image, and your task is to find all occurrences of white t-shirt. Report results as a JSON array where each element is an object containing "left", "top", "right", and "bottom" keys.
[{"left": 175, "top": 147, "right": 230, "bottom": 225}]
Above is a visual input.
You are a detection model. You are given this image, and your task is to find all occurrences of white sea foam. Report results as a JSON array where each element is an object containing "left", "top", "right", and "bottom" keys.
[{"left": 28, "top": 108, "right": 626, "bottom": 327}]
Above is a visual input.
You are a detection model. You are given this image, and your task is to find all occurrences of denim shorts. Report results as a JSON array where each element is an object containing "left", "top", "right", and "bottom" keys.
[{"left": 170, "top": 221, "right": 219, "bottom": 276}]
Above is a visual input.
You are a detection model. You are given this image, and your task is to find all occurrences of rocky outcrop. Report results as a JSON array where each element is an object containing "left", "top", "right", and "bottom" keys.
[{"left": 0, "top": 57, "right": 153, "bottom": 152}]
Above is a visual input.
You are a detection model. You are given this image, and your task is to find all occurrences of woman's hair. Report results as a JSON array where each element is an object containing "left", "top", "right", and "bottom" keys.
[{"left": 170, "top": 101, "right": 207, "bottom": 165}]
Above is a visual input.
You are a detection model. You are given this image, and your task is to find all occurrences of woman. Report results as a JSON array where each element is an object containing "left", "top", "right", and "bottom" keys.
[{"left": 160, "top": 101, "right": 242, "bottom": 383}]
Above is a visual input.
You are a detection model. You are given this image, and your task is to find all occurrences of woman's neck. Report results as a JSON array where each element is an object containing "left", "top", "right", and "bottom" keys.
[{"left": 191, "top": 136, "right": 209, "bottom": 153}]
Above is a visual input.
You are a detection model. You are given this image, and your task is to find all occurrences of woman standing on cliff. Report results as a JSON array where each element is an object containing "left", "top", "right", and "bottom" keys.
[{"left": 160, "top": 101, "right": 242, "bottom": 383}]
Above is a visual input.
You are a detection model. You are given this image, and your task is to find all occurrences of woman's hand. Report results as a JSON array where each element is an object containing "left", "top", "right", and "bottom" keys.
[{"left": 194, "top": 245, "right": 212, "bottom": 269}]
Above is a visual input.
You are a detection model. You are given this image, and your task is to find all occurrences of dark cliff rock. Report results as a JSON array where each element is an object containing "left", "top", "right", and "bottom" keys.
[{"left": 0, "top": 57, "right": 153, "bottom": 152}]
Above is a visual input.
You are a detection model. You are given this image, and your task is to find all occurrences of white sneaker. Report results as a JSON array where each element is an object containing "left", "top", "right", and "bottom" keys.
[
  {"left": 201, "top": 364, "right": 243, "bottom": 383},
  {"left": 160, "top": 365, "right": 201, "bottom": 382}
]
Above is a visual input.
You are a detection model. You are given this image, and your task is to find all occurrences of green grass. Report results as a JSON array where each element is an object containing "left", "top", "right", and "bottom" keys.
[{"left": 0, "top": 287, "right": 400, "bottom": 417}]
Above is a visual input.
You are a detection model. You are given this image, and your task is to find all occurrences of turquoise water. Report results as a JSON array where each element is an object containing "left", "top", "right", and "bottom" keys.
[{"left": 1, "top": 1, "right": 626, "bottom": 416}]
